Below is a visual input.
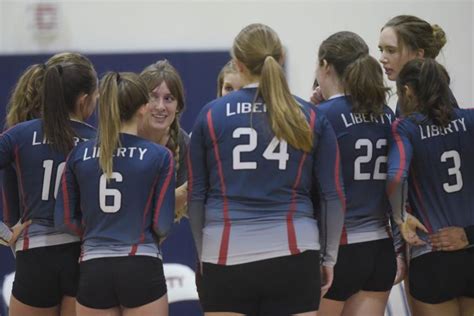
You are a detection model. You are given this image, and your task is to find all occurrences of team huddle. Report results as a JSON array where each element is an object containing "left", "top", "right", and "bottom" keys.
[{"left": 0, "top": 14, "right": 473, "bottom": 316}]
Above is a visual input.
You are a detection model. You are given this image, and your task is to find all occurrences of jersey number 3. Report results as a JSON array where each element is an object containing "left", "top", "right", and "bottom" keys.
[{"left": 441, "top": 150, "right": 463, "bottom": 193}]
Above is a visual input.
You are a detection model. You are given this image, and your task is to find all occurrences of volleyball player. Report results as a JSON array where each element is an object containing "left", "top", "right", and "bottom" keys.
[
  {"left": 387, "top": 58, "right": 474, "bottom": 316},
  {"left": 315, "top": 31, "right": 396, "bottom": 316},
  {"left": 3, "top": 53, "right": 94, "bottom": 238},
  {"left": 55, "top": 72, "right": 175, "bottom": 316},
  {"left": 187, "top": 23, "right": 345, "bottom": 316},
  {"left": 0, "top": 55, "right": 98, "bottom": 316},
  {"left": 139, "top": 60, "right": 189, "bottom": 220},
  {"left": 216, "top": 60, "right": 243, "bottom": 97},
  {"left": 378, "top": 15, "right": 458, "bottom": 116}
]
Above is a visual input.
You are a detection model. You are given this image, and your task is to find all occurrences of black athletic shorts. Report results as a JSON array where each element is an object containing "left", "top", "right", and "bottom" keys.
[
  {"left": 200, "top": 250, "right": 320, "bottom": 315},
  {"left": 409, "top": 247, "right": 474, "bottom": 304},
  {"left": 12, "top": 242, "right": 81, "bottom": 308},
  {"left": 325, "top": 238, "right": 397, "bottom": 301},
  {"left": 77, "top": 256, "right": 167, "bottom": 309}
]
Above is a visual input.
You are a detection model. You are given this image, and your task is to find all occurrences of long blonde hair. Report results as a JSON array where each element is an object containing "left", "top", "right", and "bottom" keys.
[
  {"left": 232, "top": 23, "right": 313, "bottom": 152},
  {"left": 98, "top": 72, "right": 149, "bottom": 178}
]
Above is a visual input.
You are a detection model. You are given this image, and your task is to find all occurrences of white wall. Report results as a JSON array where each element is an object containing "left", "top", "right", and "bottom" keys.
[{"left": 1, "top": 0, "right": 472, "bottom": 108}]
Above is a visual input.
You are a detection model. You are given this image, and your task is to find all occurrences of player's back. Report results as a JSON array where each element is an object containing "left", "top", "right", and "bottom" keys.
[
  {"left": 401, "top": 109, "right": 474, "bottom": 226},
  {"left": 201, "top": 88, "right": 318, "bottom": 220},
  {"left": 0, "top": 118, "right": 96, "bottom": 250},
  {"left": 66, "top": 133, "right": 174, "bottom": 261},
  {"left": 189, "top": 86, "right": 342, "bottom": 265},
  {"left": 393, "top": 108, "right": 474, "bottom": 256},
  {"left": 318, "top": 96, "right": 394, "bottom": 243}
]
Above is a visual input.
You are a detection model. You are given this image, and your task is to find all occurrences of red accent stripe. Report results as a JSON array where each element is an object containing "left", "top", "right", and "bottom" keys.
[
  {"left": 287, "top": 152, "right": 307, "bottom": 254},
  {"left": 207, "top": 110, "right": 231, "bottom": 265},
  {"left": 129, "top": 244, "right": 138, "bottom": 256},
  {"left": 387, "top": 119, "right": 405, "bottom": 196},
  {"left": 340, "top": 226, "right": 348, "bottom": 245},
  {"left": 2, "top": 189, "right": 10, "bottom": 226},
  {"left": 153, "top": 149, "right": 175, "bottom": 227},
  {"left": 334, "top": 141, "right": 345, "bottom": 211},
  {"left": 132, "top": 166, "right": 161, "bottom": 256},
  {"left": 14, "top": 146, "right": 28, "bottom": 221},
  {"left": 22, "top": 226, "right": 29, "bottom": 250},
  {"left": 186, "top": 146, "right": 193, "bottom": 202},
  {"left": 61, "top": 160, "right": 82, "bottom": 236},
  {"left": 334, "top": 135, "right": 347, "bottom": 245},
  {"left": 286, "top": 110, "right": 318, "bottom": 254},
  {"left": 411, "top": 168, "right": 434, "bottom": 233}
]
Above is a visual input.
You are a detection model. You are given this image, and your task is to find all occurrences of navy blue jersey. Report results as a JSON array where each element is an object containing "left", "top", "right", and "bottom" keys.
[
  {"left": 387, "top": 109, "right": 474, "bottom": 258},
  {"left": 2, "top": 165, "right": 21, "bottom": 227},
  {"left": 55, "top": 133, "right": 175, "bottom": 261},
  {"left": 0, "top": 119, "right": 96, "bottom": 250},
  {"left": 318, "top": 96, "right": 395, "bottom": 244},
  {"left": 188, "top": 87, "right": 345, "bottom": 266}
]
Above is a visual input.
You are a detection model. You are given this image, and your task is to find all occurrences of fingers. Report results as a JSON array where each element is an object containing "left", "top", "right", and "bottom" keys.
[
  {"left": 411, "top": 217, "right": 429, "bottom": 233},
  {"left": 21, "top": 220, "right": 33, "bottom": 228}
]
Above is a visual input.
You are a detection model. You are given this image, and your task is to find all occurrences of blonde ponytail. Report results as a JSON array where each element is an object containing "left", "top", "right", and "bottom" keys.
[
  {"left": 98, "top": 73, "right": 122, "bottom": 178},
  {"left": 259, "top": 56, "right": 313, "bottom": 152},
  {"left": 98, "top": 72, "right": 149, "bottom": 178},
  {"left": 233, "top": 23, "right": 313, "bottom": 152}
]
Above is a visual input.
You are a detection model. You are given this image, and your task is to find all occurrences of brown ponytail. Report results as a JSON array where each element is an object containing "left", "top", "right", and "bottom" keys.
[
  {"left": 318, "top": 31, "right": 389, "bottom": 115},
  {"left": 42, "top": 55, "right": 97, "bottom": 154},
  {"left": 397, "top": 58, "right": 452, "bottom": 126}
]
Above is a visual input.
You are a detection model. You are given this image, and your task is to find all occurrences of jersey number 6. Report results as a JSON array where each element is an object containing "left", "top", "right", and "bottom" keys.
[{"left": 99, "top": 172, "right": 123, "bottom": 213}]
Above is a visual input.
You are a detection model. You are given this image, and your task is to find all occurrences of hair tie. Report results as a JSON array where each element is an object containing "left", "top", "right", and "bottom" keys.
[{"left": 116, "top": 72, "right": 121, "bottom": 83}]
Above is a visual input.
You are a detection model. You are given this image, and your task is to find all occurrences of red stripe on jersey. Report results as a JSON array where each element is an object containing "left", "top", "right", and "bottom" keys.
[
  {"left": 2, "top": 189, "right": 11, "bottom": 227},
  {"left": 334, "top": 141, "right": 346, "bottom": 212},
  {"left": 129, "top": 244, "right": 138, "bottom": 256},
  {"left": 14, "top": 146, "right": 28, "bottom": 220},
  {"left": 207, "top": 110, "right": 231, "bottom": 265},
  {"left": 387, "top": 119, "right": 405, "bottom": 196},
  {"left": 134, "top": 173, "right": 160, "bottom": 256},
  {"left": 61, "top": 161, "right": 82, "bottom": 236},
  {"left": 286, "top": 110, "right": 317, "bottom": 254},
  {"left": 287, "top": 151, "right": 306, "bottom": 255},
  {"left": 153, "top": 149, "right": 175, "bottom": 228},
  {"left": 22, "top": 225, "right": 29, "bottom": 250},
  {"left": 340, "top": 226, "right": 348, "bottom": 245},
  {"left": 411, "top": 168, "right": 434, "bottom": 233},
  {"left": 186, "top": 146, "right": 193, "bottom": 202}
]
